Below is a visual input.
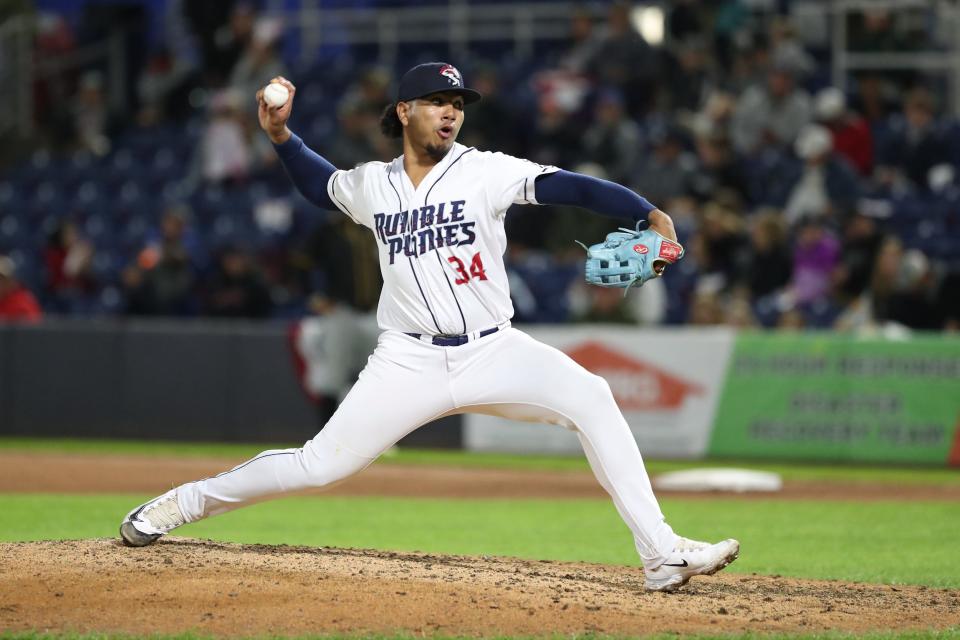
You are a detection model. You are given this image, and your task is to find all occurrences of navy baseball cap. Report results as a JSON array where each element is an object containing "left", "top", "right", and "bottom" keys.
[{"left": 397, "top": 62, "right": 482, "bottom": 104}]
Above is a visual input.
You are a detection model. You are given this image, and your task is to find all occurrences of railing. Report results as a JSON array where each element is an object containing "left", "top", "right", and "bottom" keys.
[
  {"left": 279, "top": 1, "right": 610, "bottom": 67},
  {"left": 829, "top": 0, "right": 960, "bottom": 116},
  {"left": 0, "top": 14, "right": 33, "bottom": 140},
  {"left": 1, "top": 13, "right": 127, "bottom": 143}
]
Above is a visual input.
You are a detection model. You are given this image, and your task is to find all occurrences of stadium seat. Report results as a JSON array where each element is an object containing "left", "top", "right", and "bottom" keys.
[{"left": 0, "top": 215, "right": 26, "bottom": 251}]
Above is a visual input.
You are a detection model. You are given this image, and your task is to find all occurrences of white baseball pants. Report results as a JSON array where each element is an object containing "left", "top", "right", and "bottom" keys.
[{"left": 176, "top": 327, "right": 679, "bottom": 567}]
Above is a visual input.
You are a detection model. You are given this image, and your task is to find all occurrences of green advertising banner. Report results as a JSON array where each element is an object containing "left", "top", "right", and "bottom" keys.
[{"left": 709, "top": 334, "right": 960, "bottom": 465}]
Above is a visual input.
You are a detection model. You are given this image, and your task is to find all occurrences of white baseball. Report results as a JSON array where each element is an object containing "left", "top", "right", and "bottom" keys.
[{"left": 263, "top": 83, "right": 289, "bottom": 108}]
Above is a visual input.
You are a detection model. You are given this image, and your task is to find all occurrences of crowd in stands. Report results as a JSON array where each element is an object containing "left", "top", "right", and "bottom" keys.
[{"left": 2, "top": 0, "right": 960, "bottom": 333}]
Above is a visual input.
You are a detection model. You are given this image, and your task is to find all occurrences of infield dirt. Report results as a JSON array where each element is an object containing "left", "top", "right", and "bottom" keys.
[
  {"left": 2, "top": 451, "right": 960, "bottom": 500},
  {"left": 3, "top": 453, "right": 960, "bottom": 636},
  {"left": 2, "top": 538, "right": 959, "bottom": 637}
]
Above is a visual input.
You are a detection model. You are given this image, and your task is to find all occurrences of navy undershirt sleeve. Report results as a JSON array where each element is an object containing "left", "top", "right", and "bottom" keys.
[
  {"left": 534, "top": 170, "right": 657, "bottom": 224},
  {"left": 272, "top": 132, "right": 337, "bottom": 211}
]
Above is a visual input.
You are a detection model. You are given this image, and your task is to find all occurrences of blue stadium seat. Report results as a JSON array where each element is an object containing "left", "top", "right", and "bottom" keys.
[
  {"left": 90, "top": 249, "right": 124, "bottom": 284},
  {"left": 119, "top": 213, "right": 151, "bottom": 253},
  {"left": 82, "top": 212, "right": 117, "bottom": 246},
  {"left": 0, "top": 214, "right": 26, "bottom": 251},
  {"left": 95, "top": 284, "right": 125, "bottom": 315},
  {"left": 0, "top": 181, "right": 27, "bottom": 220},
  {"left": 6, "top": 249, "right": 40, "bottom": 290}
]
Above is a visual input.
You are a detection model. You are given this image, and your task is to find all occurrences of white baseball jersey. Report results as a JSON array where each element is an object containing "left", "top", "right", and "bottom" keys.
[{"left": 326, "top": 143, "right": 558, "bottom": 335}]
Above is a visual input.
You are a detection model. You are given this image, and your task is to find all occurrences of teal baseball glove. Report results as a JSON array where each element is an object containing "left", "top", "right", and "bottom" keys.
[{"left": 577, "top": 221, "right": 685, "bottom": 291}]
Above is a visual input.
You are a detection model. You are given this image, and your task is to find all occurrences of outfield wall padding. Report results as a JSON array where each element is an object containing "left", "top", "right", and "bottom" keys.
[{"left": 0, "top": 319, "right": 460, "bottom": 446}]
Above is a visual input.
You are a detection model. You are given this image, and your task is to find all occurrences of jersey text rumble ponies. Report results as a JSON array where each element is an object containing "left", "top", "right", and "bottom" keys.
[{"left": 374, "top": 199, "right": 474, "bottom": 263}]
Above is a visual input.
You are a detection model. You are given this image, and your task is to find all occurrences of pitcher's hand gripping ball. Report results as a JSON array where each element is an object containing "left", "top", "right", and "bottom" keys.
[{"left": 578, "top": 221, "right": 685, "bottom": 290}]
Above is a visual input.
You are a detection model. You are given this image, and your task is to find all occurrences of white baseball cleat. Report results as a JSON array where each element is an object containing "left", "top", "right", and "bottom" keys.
[
  {"left": 643, "top": 537, "right": 740, "bottom": 592},
  {"left": 119, "top": 489, "right": 185, "bottom": 547}
]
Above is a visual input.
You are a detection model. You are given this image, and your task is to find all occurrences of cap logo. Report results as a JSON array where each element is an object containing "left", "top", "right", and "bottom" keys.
[{"left": 439, "top": 64, "right": 462, "bottom": 87}]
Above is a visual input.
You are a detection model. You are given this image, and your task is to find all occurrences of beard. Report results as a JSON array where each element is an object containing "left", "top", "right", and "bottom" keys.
[{"left": 424, "top": 141, "right": 452, "bottom": 163}]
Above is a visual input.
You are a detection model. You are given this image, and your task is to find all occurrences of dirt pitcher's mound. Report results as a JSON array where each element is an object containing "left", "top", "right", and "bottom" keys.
[{"left": 2, "top": 540, "right": 958, "bottom": 638}]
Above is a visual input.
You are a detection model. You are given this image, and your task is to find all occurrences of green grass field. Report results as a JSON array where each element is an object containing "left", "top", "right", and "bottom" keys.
[{"left": 1, "top": 438, "right": 959, "bottom": 639}]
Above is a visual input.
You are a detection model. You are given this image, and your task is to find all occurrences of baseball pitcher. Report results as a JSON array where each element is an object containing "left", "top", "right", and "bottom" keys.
[{"left": 120, "top": 62, "right": 738, "bottom": 592}]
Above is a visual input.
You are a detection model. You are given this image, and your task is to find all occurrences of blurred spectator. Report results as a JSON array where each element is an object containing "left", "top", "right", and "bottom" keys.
[
  {"left": 724, "top": 289, "right": 758, "bottom": 328},
  {"left": 122, "top": 246, "right": 197, "bottom": 317},
  {"left": 189, "top": 89, "right": 274, "bottom": 187},
  {"left": 528, "top": 91, "right": 582, "bottom": 169},
  {"left": 882, "top": 249, "right": 942, "bottom": 330},
  {"left": 689, "top": 130, "right": 750, "bottom": 205},
  {"left": 731, "top": 50, "right": 812, "bottom": 155},
  {"left": 876, "top": 88, "right": 951, "bottom": 191},
  {"left": 228, "top": 16, "right": 287, "bottom": 114},
  {"left": 782, "top": 124, "right": 862, "bottom": 224},
  {"left": 71, "top": 71, "right": 114, "bottom": 157},
  {"left": 140, "top": 205, "right": 209, "bottom": 272},
  {"left": 767, "top": 16, "right": 815, "bottom": 80},
  {"left": 32, "top": 12, "right": 78, "bottom": 139},
  {"left": 834, "top": 237, "right": 941, "bottom": 332},
  {"left": 341, "top": 67, "right": 392, "bottom": 120},
  {"left": 691, "top": 89, "right": 736, "bottom": 142},
  {"left": 336, "top": 67, "right": 397, "bottom": 163},
  {"left": 558, "top": 7, "right": 603, "bottom": 74},
  {"left": 940, "top": 271, "right": 960, "bottom": 332},
  {"left": 43, "top": 219, "right": 97, "bottom": 309},
  {"left": 662, "top": 36, "right": 713, "bottom": 114},
  {"left": 667, "top": 0, "right": 704, "bottom": 44},
  {"left": 791, "top": 217, "right": 840, "bottom": 307},
  {"left": 850, "top": 72, "right": 899, "bottom": 132},
  {"left": 575, "top": 286, "right": 637, "bottom": 324},
  {"left": 814, "top": 87, "right": 873, "bottom": 177},
  {"left": 137, "top": 45, "right": 199, "bottom": 125},
  {"left": 587, "top": 1, "right": 659, "bottom": 116},
  {"left": 727, "top": 30, "right": 772, "bottom": 94},
  {"left": 697, "top": 202, "right": 747, "bottom": 287},
  {"left": 0, "top": 256, "right": 42, "bottom": 323},
  {"left": 190, "top": 2, "right": 256, "bottom": 85},
  {"left": 688, "top": 288, "right": 724, "bottom": 325},
  {"left": 833, "top": 212, "right": 886, "bottom": 304},
  {"left": 203, "top": 245, "right": 272, "bottom": 318},
  {"left": 292, "top": 215, "right": 382, "bottom": 425},
  {"left": 848, "top": 9, "right": 917, "bottom": 52},
  {"left": 458, "top": 66, "right": 520, "bottom": 155},
  {"left": 711, "top": 0, "right": 750, "bottom": 74},
  {"left": 328, "top": 97, "right": 382, "bottom": 170},
  {"left": 630, "top": 124, "right": 698, "bottom": 205},
  {"left": 297, "top": 216, "right": 381, "bottom": 317},
  {"left": 124, "top": 206, "right": 203, "bottom": 316},
  {"left": 777, "top": 307, "right": 806, "bottom": 331},
  {"left": 569, "top": 274, "right": 666, "bottom": 326},
  {"left": 582, "top": 89, "right": 641, "bottom": 184},
  {"left": 738, "top": 210, "right": 792, "bottom": 301}
]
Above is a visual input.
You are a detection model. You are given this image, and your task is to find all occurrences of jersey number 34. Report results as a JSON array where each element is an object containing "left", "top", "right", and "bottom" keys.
[{"left": 448, "top": 252, "right": 488, "bottom": 285}]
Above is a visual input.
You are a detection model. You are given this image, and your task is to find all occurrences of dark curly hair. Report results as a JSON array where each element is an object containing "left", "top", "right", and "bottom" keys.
[{"left": 380, "top": 102, "right": 403, "bottom": 139}]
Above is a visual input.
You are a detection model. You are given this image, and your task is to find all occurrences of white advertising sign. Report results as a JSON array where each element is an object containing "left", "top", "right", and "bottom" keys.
[{"left": 464, "top": 326, "right": 735, "bottom": 458}]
